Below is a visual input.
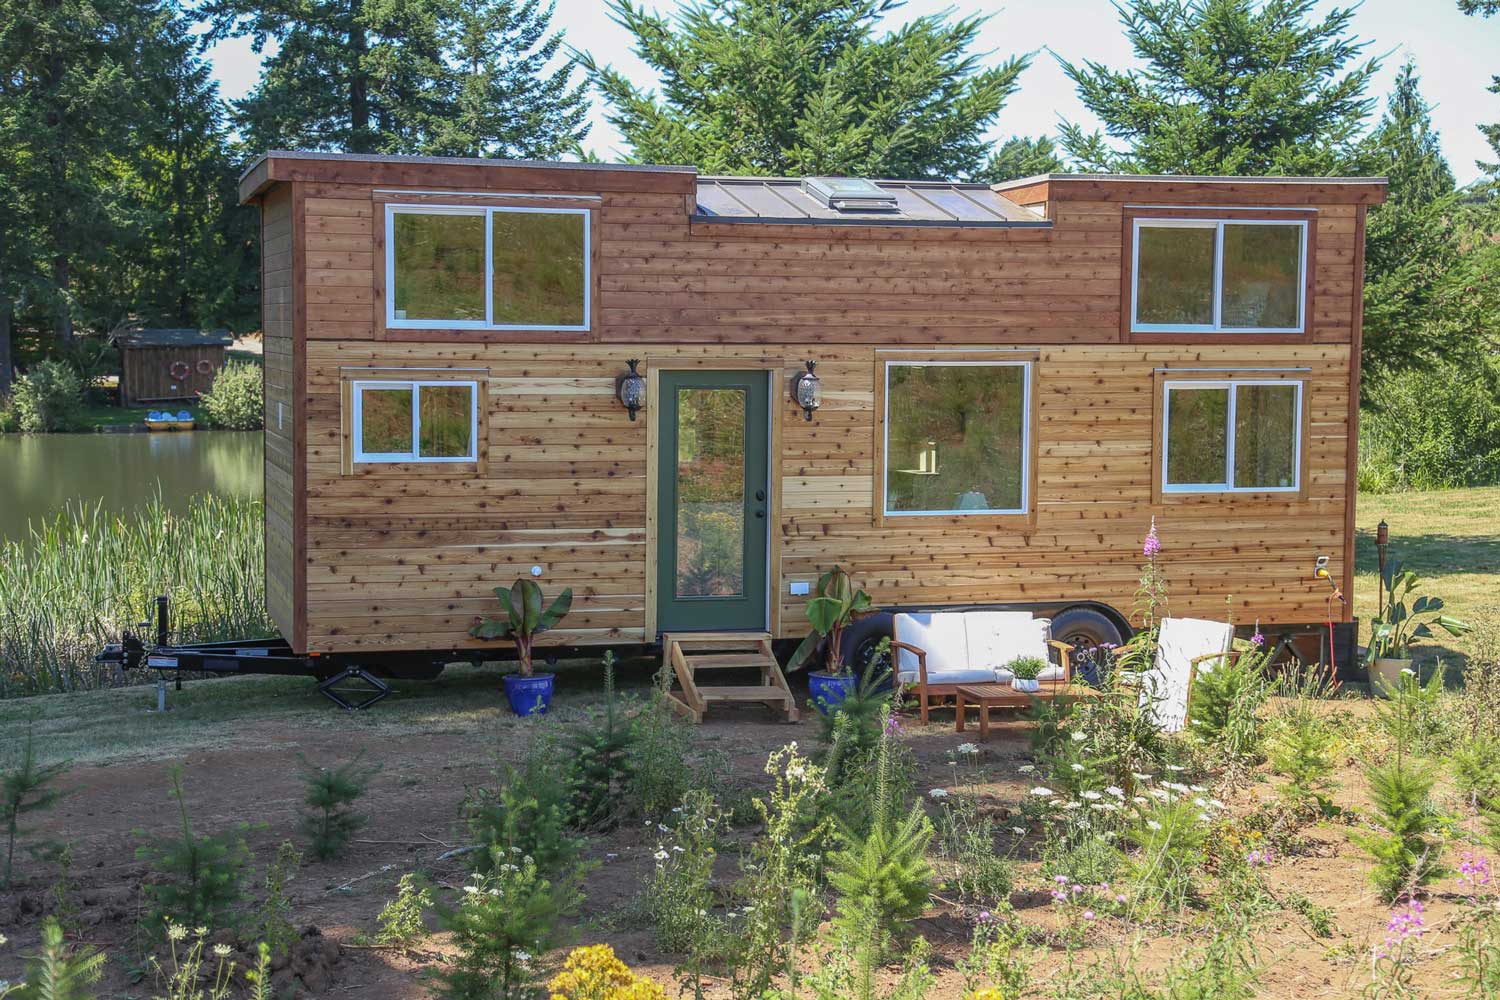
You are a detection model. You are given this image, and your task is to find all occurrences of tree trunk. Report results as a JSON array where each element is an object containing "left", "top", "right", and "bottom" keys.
[
  {"left": 52, "top": 255, "right": 73, "bottom": 345},
  {"left": 348, "top": 0, "right": 371, "bottom": 152},
  {"left": 0, "top": 298, "right": 13, "bottom": 397}
]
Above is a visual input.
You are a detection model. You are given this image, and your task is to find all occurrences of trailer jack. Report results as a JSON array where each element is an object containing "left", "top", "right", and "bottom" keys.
[{"left": 318, "top": 667, "right": 391, "bottom": 711}]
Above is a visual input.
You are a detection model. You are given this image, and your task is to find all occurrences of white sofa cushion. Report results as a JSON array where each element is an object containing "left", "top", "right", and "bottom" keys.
[
  {"left": 1036, "top": 665, "right": 1066, "bottom": 681},
  {"left": 893, "top": 612, "right": 969, "bottom": 682},
  {"left": 925, "top": 666, "right": 1009, "bottom": 685},
  {"left": 964, "top": 611, "right": 1049, "bottom": 671}
]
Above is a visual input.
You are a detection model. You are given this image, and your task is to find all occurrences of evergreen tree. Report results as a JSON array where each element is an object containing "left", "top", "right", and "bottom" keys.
[
  {"left": 976, "top": 135, "right": 1067, "bottom": 183},
  {"left": 1460, "top": 0, "right": 1500, "bottom": 174},
  {"left": 583, "top": 0, "right": 1030, "bottom": 178},
  {"left": 1059, "top": 0, "right": 1379, "bottom": 175},
  {"left": 423, "top": 0, "right": 590, "bottom": 159}
]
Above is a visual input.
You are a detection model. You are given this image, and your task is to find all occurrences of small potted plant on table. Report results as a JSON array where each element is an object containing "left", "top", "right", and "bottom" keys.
[
  {"left": 470, "top": 578, "right": 573, "bottom": 716},
  {"left": 1365, "top": 559, "right": 1470, "bottom": 696},
  {"left": 1008, "top": 655, "right": 1046, "bottom": 693},
  {"left": 790, "top": 566, "right": 875, "bottom": 715}
]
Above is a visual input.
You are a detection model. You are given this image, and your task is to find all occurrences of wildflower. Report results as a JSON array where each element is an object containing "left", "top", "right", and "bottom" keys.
[
  {"left": 1083, "top": 910, "right": 1096, "bottom": 920},
  {"left": 978, "top": 910, "right": 993, "bottom": 923},
  {"left": 1132, "top": 796, "right": 1148, "bottom": 804},
  {"left": 1146, "top": 820, "right": 1163, "bottom": 831},
  {"left": 654, "top": 849, "right": 669, "bottom": 861},
  {"left": 1246, "top": 849, "right": 1272, "bottom": 867},
  {"left": 1063, "top": 800, "right": 1083, "bottom": 810},
  {"left": 1030, "top": 786, "right": 1055, "bottom": 796},
  {"left": 1143, "top": 517, "right": 1161, "bottom": 558},
  {"left": 672, "top": 845, "right": 684, "bottom": 852},
  {"left": 1210, "top": 798, "right": 1226, "bottom": 810},
  {"left": 516, "top": 950, "right": 532, "bottom": 965},
  {"left": 213, "top": 944, "right": 232, "bottom": 958},
  {"left": 1115, "top": 894, "right": 1128, "bottom": 904},
  {"left": 929, "top": 788, "right": 950, "bottom": 799},
  {"left": 1165, "top": 764, "right": 1186, "bottom": 772},
  {"left": 1250, "top": 630, "right": 1265, "bottom": 647},
  {"left": 1070, "top": 763, "right": 1085, "bottom": 772},
  {"left": 1131, "top": 771, "right": 1153, "bottom": 782},
  {"left": 194, "top": 927, "right": 208, "bottom": 938},
  {"left": 1070, "top": 730, "right": 1087, "bottom": 743},
  {"left": 956, "top": 742, "right": 979, "bottom": 755},
  {"left": 658, "top": 823, "right": 670, "bottom": 833},
  {"left": 167, "top": 924, "right": 188, "bottom": 942},
  {"left": 1018, "top": 764, "right": 1037, "bottom": 774},
  {"left": 1054, "top": 875, "right": 1070, "bottom": 884},
  {"left": 1011, "top": 827, "right": 1026, "bottom": 836},
  {"left": 1149, "top": 788, "right": 1171, "bottom": 800},
  {"left": 1459, "top": 852, "right": 1492, "bottom": 887},
  {"left": 1105, "top": 786, "right": 1125, "bottom": 798},
  {"left": 1081, "top": 789, "right": 1102, "bottom": 800},
  {"left": 463, "top": 885, "right": 479, "bottom": 894},
  {"left": 885, "top": 715, "right": 904, "bottom": 736}
]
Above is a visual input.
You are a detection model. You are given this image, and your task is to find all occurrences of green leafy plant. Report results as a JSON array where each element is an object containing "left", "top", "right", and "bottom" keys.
[
  {"left": 11, "top": 361, "right": 84, "bottom": 432},
  {"left": 1354, "top": 756, "right": 1446, "bottom": 903},
  {"left": 1365, "top": 559, "right": 1472, "bottom": 667},
  {"left": 1267, "top": 707, "right": 1340, "bottom": 816},
  {"left": 1373, "top": 664, "right": 1450, "bottom": 753},
  {"left": 563, "top": 653, "right": 636, "bottom": 829},
  {"left": 245, "top": 943, "right": 274, "bottom": 1000},
  {"left": 198, "top": 361, "right": 264, "bottom": 430},
  {"left": 1126, "top": 791, "right": 1210, "bottom": 914},
  {"left": 436, "top": 852, "right": 581, "bottom": 1000},
  {"left": 644, "top": 789, "right": 721, "bottom": 954},
  {"left": 623, "top": 672, "right": 699, "bottom": 821},
  {"left": 3, "top": 718, "right": 70, "bottom": 885},
  {"left": 8, "top": 916, "right": 104, "bottom": 1000},
  {"left": 377, "top": 873, "right": 434, "bottom": 950},
  {"left": 256, "top": 841, "right": 301, "bottom": 962},
  {"left": 1007, "top": 655, "right": 1045, "bottom": 681},
  {"left": 956, "top": 918, "right": 1029, "bottom": 1000},
  {"left": 804, "top": 935, "right": 936, "bottom": 1000},
  {"left": 1189, "top": 648, "right": 1270, "bottom": 762},
  {"left": 788, "top": 566, "right": 875, "bottom": 674},
  {"left": 462, "top": 748, "right": 578, "bottom": 876},
  {"left": 469, "top": 578, "right": 573, "bottom": 676},
  {"left": 135, "top": 768, "right": 253, "bottom": 933},
  {"left": 816, "top": 655, "right": 895, "bottom": 768},
  {"left": 298, "top": 754, "right": 379, "bottom": 861},
  {"left": 149, "top": 922, "right": 243, "bottom": 1000}
]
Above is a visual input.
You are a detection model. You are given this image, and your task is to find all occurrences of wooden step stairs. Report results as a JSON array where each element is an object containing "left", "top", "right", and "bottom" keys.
[{"left": 662, "top": 632, "right": 799, "bottom": 723}]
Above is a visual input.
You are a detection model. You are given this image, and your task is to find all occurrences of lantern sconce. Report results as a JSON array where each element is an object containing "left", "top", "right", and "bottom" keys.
[
  {"left": 616, "top": 358, "right": 646, "bottom": 421},
  {"left": 791, "top": 359, "right": 821, "bottom": 422}
]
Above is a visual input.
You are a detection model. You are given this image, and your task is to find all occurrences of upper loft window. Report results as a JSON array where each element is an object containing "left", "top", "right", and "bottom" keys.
[
  {"left": 385, "top": 205, "right": 589, "bottom": 331},
  {"left": 882, "top": 361, "right": 1032, "bottom": 517},
  {"left": 1132, "top": 219, "right": 1306, "bottom": 333}
]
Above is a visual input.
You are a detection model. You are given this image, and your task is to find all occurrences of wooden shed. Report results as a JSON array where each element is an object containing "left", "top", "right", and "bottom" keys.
[
  {"left": 115, "top": 328, "right": 233, "bottom": 406},
  {"left": 237, "top": 152, "right": 1384, "bottom": 672}
]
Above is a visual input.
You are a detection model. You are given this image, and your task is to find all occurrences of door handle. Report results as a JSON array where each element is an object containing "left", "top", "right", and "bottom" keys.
[
  {"left": 754, "top": 510, "right": 766, "bottom": 519},
  {"left": 754, "top": 489, "right": 766, "bottom": 501}
]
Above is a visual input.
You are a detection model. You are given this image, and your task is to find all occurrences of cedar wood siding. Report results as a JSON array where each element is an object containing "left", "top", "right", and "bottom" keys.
[
  {"left": 241, "top": 158, "right": 1381, "bottom": 654},
  {"left": 260, "top": 184, "right": 300, "bottom": 646}
]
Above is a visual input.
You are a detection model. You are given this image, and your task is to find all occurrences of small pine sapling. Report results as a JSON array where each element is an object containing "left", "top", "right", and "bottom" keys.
[
  {"left": 298, "top": 753, "right": 380, "bottom": 861},
  {"left": 463, "top": 750, "right": 578, "bottom": 875},
  {"left": 2, "top": 718, "right": 70, "bottom": 886},
  {"left": 257, "top": 841, "right": 302, "bottom": 961},
  {"left": 377, "top": 873, "right": 434, "bottom": 950},
  {"left": 1354, "top": 756, "right": 1446, "bottom": 903},
  {"left": 9, "top": 917, "right": 105, "bottom": 1000},
  {"left": 564, "top": 653, "right": 637, "bottom": 828},
  {"left": 245, "top": 943, "right": 275, "bottom": 1000},
  {"left": 135, "top": 767, "right": 253, "bottom": 934}
]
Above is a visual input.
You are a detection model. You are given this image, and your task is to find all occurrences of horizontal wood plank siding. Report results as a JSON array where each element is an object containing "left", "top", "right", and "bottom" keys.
[{"left": 260, "top": 185, "right": 297, "bottom": 642}]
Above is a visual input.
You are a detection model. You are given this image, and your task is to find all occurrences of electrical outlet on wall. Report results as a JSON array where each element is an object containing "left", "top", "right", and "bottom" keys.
[{"left": 789, "top": 580, "right": 811, "bottom": 596}]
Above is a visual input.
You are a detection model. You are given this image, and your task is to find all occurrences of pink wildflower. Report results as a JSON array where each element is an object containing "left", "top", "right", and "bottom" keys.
[
  {"left": 1459, "top": 852, "right": 1492, "bottom": 888},
  {"left": 1083, "top": 910, "right": 1096, "bottom": 921},
  {"left": 1143, "top": 517, "right": 1161, "bottom": 558}
]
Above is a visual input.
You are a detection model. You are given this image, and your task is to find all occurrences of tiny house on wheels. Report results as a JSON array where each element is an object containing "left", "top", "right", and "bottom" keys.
[{"left": 234, "top": 151, "right": 1384, "bottom": 693}]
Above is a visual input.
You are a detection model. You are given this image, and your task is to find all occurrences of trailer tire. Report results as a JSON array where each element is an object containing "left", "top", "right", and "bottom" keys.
[
  {"left": 837, "top": 612, "right": 895, "bottom": 679},
  {"left": 1050, "top": 606, "right": 1124, "bottom": 651}
]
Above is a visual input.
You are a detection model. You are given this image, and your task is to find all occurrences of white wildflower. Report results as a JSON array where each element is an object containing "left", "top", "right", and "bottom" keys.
[
  {"left": 1080, "top": 790, "right": 1103, "bottom": 801},
  {"left": 1146, "top": 820, "right": 1163, "bottom": 831},
  {"left": 654, "top": 849, "right": 669, "bottom": 861},
  {"left": 1131, "top": 772, "right": 1152, "bottom": 782},
  {"left": 1132, "top": 796, "right": 1149, "bottom": 804},
  {"left": 1166, "top": 764, "right": 1186, "bottom": 772},
  {"left": 1189, "top": 784, "right": 1206, "bottom": 793},
  {"left": 1030, "top": 786, "right": 1055, "bottom": 796},
  {"left": 1017, "top": 764, "right": 1037, "bottom": 774},
  {"left": 167, "top": 924, "right": 188, "bottom": 942},
  {"left": 672, "top": 845, "right": 685, "bottom": 852},
  {"left": 1149, "top": 788, "right": 1171, "bottom": 800},
  {"left": 956, "top": 743, "right": 980, "bottom": 755},
  {"left": 515, "top": 951, "right": 531, "bottom": 965},
  {"left": 1210, "top": 798, "right": 1226, "bottom": 810},
  {"left": 1070, "top": 763, "right": 1085, "bottom": 772},
  {"left": 1063, "top": 800, "right": 1083, "bottom": 810},
  {"left": 1105, "top": 785, "right": 1125, "bottom": 798},
  {"left": 929, "top": 788, "right": 950, "bottom": 799},
  {"left": 1070, "top": 730, "right": 1087, "bottom": 742},
  {"left": 213, "top": 944, "right": 232, "bottom": 958},
  {"left": 462, "top": 885, "right": 479, "bottom": 894},
  {"left": 1011, "top": 827, "right": 1026, "bottom": 836}
]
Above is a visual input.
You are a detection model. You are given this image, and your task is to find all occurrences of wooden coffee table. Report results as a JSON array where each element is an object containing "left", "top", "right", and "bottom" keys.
[{"left": 954, "top": 682, "right": 1045, "bottom": 740}]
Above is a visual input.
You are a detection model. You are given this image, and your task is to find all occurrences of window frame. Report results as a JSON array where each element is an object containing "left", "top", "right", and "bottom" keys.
[
  {"left": 1159, "top": 378, "right": 1304, "bottom": 496},
  {"left": 875, "top": 357, "right": 1036, "bottom": 524},
  {"left": 350, "top": 378, "right": 480, "bottom": 464},
  {"left": 1129, "top": 217, "right": 1309, "bottom": 335},
  {"left": 383, "top": 203, "right": 592, "bottom": 332}
]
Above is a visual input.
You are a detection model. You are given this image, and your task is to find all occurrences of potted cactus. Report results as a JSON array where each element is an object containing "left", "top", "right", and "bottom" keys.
[
  {"left": 470, "top": 578, "right": 573, "bottom": 715},
  {"left": 789, "top": 566, "right": 876, "bottom": 714},
  {"left": 1008, "top": 655, "right": 1046, "bottom": 693}
]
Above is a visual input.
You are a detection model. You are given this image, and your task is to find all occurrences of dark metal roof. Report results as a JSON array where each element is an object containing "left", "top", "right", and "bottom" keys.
[
  {"left": 695, "top": 177, "right": 1048, "bottom": 227},
  {"left": 239, "top": 149, "right": 698, "bottom": 185},
  {"left": 114, "top": 328, "right": 234, "bottom": 349}
]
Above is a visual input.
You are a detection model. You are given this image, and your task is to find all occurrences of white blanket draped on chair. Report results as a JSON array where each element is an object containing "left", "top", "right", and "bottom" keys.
[{"left": 1139, "top": 617, "right": 1234, "bottom": 733}]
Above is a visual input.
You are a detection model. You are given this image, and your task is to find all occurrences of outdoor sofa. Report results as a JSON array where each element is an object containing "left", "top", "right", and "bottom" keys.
[{"left": 890, "top": 611, "right": 1074, "bottom": 722}]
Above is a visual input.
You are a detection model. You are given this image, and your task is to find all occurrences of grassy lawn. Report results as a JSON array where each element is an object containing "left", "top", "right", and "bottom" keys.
[{"left": 1354, "top": 485, "right": 1500, "bottom": 668}]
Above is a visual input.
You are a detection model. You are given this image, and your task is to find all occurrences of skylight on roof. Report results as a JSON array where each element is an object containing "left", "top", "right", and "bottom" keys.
[{"left": 802, "top": 177, "right": 899, "bottom": 212}]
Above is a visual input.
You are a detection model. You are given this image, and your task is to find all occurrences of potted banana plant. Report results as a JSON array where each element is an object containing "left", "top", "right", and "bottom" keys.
[
  {"left": 470, "top": 578, "right": 573, "bottom": 716},
  {"left": 1364, "top": 559, "right": 1470, "bottom": 696},
  {"left": 789, "top": 566, "right": 876, "bottom": 715}
]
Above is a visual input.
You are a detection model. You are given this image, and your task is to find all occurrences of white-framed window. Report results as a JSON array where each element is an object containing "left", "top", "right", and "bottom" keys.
[
  {"left": 351, "top": 380, "right": 479, "bottom": 463},
  {"left": 882, "top": 360, "right": 1032, "bottom": 516},
  {"left": 1131, "top": 219, "right": 1307, "bottom": 333},
  {"left": 1161, "top": 379, "right": 1303, "bottom": 493},
  {"left": 385, "top": 204, "right": 590, "bottom": 331}
]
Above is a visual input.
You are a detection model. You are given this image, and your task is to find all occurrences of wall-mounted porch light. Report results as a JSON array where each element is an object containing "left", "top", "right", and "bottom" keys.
[
  {"left": 616, "top": 359, "right": 646, "bottom": 421},
  {"left": 791, "top": 360, "right": 821, "bottom": 421}
]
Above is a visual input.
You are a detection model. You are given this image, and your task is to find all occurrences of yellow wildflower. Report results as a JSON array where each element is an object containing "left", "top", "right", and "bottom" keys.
[{"left": 547, "top": 944, "right": 668, "bottom": 1000}]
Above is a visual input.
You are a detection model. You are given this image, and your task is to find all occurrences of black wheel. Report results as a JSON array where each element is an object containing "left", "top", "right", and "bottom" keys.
[
  {"left": 839, "top": 612, "right": 895, "bottom": 681},
  {"left": 1049, "top": 607, "right": 1125, "bottom": 686}
]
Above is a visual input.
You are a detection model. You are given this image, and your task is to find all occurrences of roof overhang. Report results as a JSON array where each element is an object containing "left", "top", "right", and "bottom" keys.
[{"left": 991, "top": 172, "right": 1389, "bottom": 206}]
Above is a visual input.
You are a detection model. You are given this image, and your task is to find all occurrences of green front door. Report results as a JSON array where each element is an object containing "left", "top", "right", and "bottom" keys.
[{"left": 657, "top": 370, "right": 771, "bottom": 633}]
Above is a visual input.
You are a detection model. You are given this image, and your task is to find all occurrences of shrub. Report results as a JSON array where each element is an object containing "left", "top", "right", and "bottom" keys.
[
  {"left": 256, "top": 841, "right": 302, "bottom": 962},
  {"left": 376, "top": 873, "right": 434, "bottom": 950},
  {"left": 1126, "top": 791, "right": 1212, "bottom": 913},
  {"left": 198, "top": 361, "right": 264, "bottom": 430},
  {"left": 644, "top": 789, "right": 720, "bottom": 954},
  {"left": 298, "top": 754, "right": 379, "bottom": 861},
  {"left": 1267, "top": 707, "right": 1339, "bottom": 816},
  {"left": 1372, "top": 664, "right": 1451, "bottom": 754},
  {"left": 956, "top": 919, "right": 1029, "bottom": 1000},
  {"left": 463, "top": 749, "right": 577, "bottom": 875},
  {"left": 546, "top": 945, "right": 668, "bottom": 1000},
  {"left": 1359, "top": 357, "right": 1500, "bottom": 492},
  {"left": 1187, "top": 648, "right": 1269, "bottom": 762},
  {"left": 623, "top": 675, "right": 699, "bottom": 820},
  {"left": 1354, "top": 756, "right": 1446, "bottom": 903},
  {"left": 10, "top": 916, "right": 105, "bottom": 1000},
  {"left": 135, "top": 767, "right": 253, "bottom": 934},
  {"left": 0, "top": 396, "right": 17, "bottom": 432},
  {"left": 3, "top": 717, "right": 70, "bottom": 886},
  {"left": 564, "top": 654, "right": 636, "bottom": 829},
  {"left": 11, "top": 360, "right": 84, "bottom": 432}
]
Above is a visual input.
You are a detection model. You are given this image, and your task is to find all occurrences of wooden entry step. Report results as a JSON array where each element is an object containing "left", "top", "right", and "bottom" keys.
[{"left": 662, "top": 632, "right": 799, "bottom": 724}]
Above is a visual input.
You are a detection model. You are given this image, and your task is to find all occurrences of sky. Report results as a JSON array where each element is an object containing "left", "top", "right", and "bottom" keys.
[{"left": 205, "top": 0, "right": 1499, "bottom": 184}]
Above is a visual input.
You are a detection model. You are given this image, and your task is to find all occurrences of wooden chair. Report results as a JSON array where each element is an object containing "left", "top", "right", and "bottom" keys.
[
  {"left": 889, "top": 611, "right": 1074, "bottom": 723},
  {"left": 1131, "top": 617, "right": 1235, "bottom": 732}
]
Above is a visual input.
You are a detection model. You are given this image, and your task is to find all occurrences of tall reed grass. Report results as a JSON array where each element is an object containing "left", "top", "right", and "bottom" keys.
[{"left": 0, "top": 495, "right": 272, "bottom": 697}]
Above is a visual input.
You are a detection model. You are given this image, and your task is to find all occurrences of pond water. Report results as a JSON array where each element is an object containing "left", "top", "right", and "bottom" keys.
[{"left": 0, "top": 431, "right": 263, "bottom": 542}]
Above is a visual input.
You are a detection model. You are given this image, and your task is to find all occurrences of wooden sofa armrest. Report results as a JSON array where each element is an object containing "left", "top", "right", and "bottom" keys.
[
  {"left": 888, "top": 639, "right": 928, "bottom": 689},
  {"left": 1046, "top": 638, "right": 1073, "bottom": 683}
]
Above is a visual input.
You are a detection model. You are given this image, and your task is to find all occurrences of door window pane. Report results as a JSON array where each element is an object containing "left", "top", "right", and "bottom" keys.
[
  {"left": 392, "top": 213, "right": 485, "bottom": 322},
  {"left": 1234, "top": 384, "right": 1298, "bottom": 488},
  {"left": 360, "top": 387, "right": 413, "bottom": 455},
  {"left": 491, "top": 211, "right": 587, "bottom": 327},
  {"left": 1136, "top": 226, "right": 1215, "bottom": 326},
  {"left": 419, "top": 384, "right": 474, "bottom": 458},
  {"left": 885, "top": 365, "right": 1028, "bottom": 514},
  {"left": 1165, "top": 387, "right": 1229, "bottom": 485},
  {"left": 676, "top": 389, "right": 746, "bottom": 598},
  {"left": 1221, "top": 224, "right": 1301, "bottom": 329}
]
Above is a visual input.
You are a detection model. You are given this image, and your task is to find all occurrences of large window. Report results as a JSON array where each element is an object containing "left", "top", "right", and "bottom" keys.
[
  {"left": 1132, "top": 219, "right": 1306, "bottom": 333},
  {"left": 1162, "top": 380, "right": 1302, "bottom": 493},
  {"left": 386, "top": 205, "right": 589, "bottom": 331},
  {"left": 352, "top": 380, "right": 479, "bottom": 463},
  {"left": 882, "top": 361, "right": 1031, "bottom": 517}
]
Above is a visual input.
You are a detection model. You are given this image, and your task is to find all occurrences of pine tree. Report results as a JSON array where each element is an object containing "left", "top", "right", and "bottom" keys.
[
  {"left": 298, "top": 754, "right": 379, "bottom": 861},
  {"left": 135, "top": 767, "right": 253, "bottom": 933},
  {"left": 1058, "top": 0, "right": 1379, "bottom": 175},
  {"left": 975, "top": 135, "right": 1067, "bottom": 184},
  {"left": 10, "top": 917, "right": 105, "bottom": 1000},
  {"left": 2, "top": 719, "right": 70, "bottom": 886},
  {"left": 1460, "top": 0, "right": 1500, "bottom": 174},
  {"left": 583, "top": 0, "right": 1030, "bottom": 178}
]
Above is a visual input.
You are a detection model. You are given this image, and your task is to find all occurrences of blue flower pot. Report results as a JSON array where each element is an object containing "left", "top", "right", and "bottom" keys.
[
  {"left": 503, "top": 673, "right": 554, "bottom": 716},
  {"left": 808, "top": 671, "right": 856, "bottom": 715}
]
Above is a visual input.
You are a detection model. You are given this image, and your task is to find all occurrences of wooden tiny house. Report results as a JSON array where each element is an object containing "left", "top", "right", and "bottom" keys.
[
  {"left": 115, "top": 328, "right": 232, "bottom": 406},
  {"left": 238, "top": 152, "right": 1384, "bottom": 665}
]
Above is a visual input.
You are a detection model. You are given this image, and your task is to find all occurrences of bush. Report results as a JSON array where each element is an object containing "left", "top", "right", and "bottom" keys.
[
  {"left": 1189, "top": 648, "right": 1270, "bottom": 763},
  {"left": 462, "top": 749, "right": 577, "bottom": 875},
  {"left": 298, "top": 754, "right": 379, "bottom": 861},
  {"left": 11, "top": 360, "right": 84, "bottom": 432},
  {"left": 644, "top": 789, "right": 720, "bottom": 954},
  {"left": 1359, "top": 357, "right": 1500, "bottom": 492},
  {"left": 547, "top": 945, "right": 668, "bottom": 1000},
  {"left": 1354, "top": 756, "right": 1446, "bottom": 903},
  {"left": 199, "top": 360, "right": 264, "bottom": 430},
  {"left": 135, "top": 768, "right": 253, "bottom": 934}
]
